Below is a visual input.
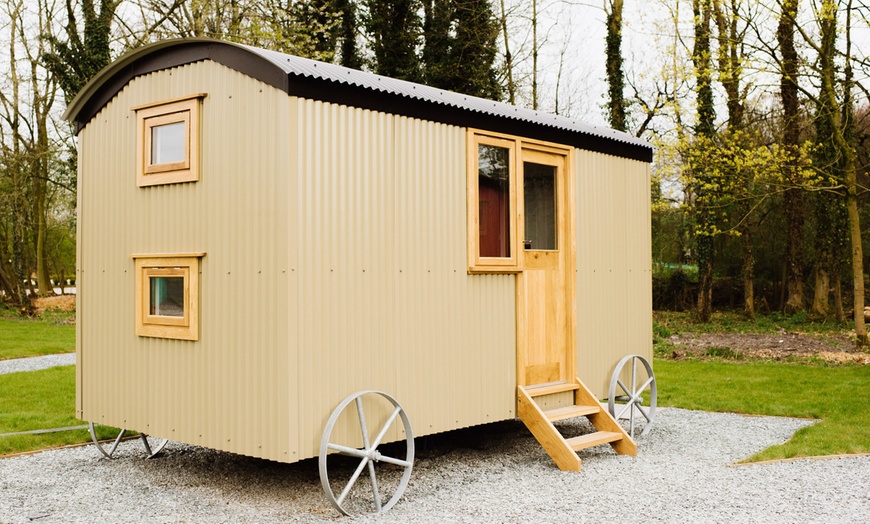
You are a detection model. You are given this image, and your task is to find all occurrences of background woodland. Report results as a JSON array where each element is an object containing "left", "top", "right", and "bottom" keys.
[{"left": 2, "top": 0, "right": 870, "bottom": 344}]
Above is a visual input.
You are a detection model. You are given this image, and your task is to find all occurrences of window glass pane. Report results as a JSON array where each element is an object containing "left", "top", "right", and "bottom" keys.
[
  {"left": 150, "top": 276, "right": 185, "bottom": 317},
  {"left": 523, "top": 162, "right": 557, "bottom": 250},
  {"left": 151, "top": 120, "right": 186, "bottom": 165},
  {"left": 478, "top": 144, "right": 511, "bottom": 257}
]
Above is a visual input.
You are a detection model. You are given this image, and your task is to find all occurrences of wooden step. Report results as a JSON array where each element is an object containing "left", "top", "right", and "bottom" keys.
[
  {"left": 544, "top": 404, "right": 600, "bottom": 422},
  {"left": 566, "top": 431, "right": 624, "bottom": 451},
  {"left": 524, "top": 382, "right": 580, "bottom": 398}
]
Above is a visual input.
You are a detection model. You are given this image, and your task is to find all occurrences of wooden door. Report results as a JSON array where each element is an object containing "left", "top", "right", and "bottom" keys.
[{"left": 517, "top": 148, "right": 574, "bottom": 387}]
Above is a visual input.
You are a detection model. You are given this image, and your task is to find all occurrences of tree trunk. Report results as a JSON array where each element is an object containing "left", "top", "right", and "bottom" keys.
[
  {"left": 605, "top": 0, "right": 626, "bottom": 131},
  {"left": 531, "top": 0, "right": 538, "bottom": 110},
  {"left": 498, "top": 0, "right": 515, "bottom": 105},
  {"left": 784, "top": 187, "right": 805, "bottom": 313},
  {"left": 846, "top": 172, "right": 866, "bottom": 344},
  {"left": 778, "top": 0, "right": 805, "bottom": 314},
  {"left": 742, "top": 231, "right": 755, "bottom": 320},
  {"left": 834, "top": 269, "right": 845, "bottom": 322},
  {"left": 812, "top": 263, "right": 830, "bottom": 318}
]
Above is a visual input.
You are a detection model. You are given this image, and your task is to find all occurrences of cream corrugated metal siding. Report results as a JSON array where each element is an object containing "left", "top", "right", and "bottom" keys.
[
  {"left": 79, "top": 59, "right": 518, "bottom": 464},
  {"left": 78, "top": 61, "right": 296, "bottom": 462},
  {"left": 574, "top": 150, "right": 653, "bottom": 398},
  {"left": 294, "top": 100, "right": 516, "bottom": 457}
]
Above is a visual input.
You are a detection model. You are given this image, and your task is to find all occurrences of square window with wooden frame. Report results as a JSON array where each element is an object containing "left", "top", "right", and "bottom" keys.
[
  {"left": 134, "top": 255, "right": 203, "bottom": 340},
  {"left": 467, "top": 132, "right": 518, "bottom": 272},
  {"left": 134, "top": 95, "right": 204, "bottom": 187}
]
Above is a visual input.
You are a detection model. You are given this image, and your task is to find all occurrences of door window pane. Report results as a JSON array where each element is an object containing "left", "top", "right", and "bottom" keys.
[
  {"left": 150, "top": 276, "right": 185, "bottom": 317},
  {"left": 523, "top": 162, "right": 557, "bottom": 250},
  {"left": 478, "top": 144, "right": 511, "bottom": 257},
  {"left": 151, "top": 120, "right": 186, "bottom": 165}
]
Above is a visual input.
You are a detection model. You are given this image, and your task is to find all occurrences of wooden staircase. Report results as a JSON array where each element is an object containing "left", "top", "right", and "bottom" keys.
[{"left": 517, "top": 378, "right": 637, "bottom": 471}]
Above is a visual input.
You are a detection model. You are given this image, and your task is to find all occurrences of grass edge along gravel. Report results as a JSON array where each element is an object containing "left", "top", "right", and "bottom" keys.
[
  {"left": 654, "top": 358, "right": 870, "bottom": 462},
  {"left": 0, "top": 365, "right": 120, "bottom": 456}
]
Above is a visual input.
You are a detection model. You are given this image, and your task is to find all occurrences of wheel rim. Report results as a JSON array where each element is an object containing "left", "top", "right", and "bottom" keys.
[
  {"left": 88, "top": 422, "right": 171, "bottom": 459},
  {"left": 607, "top": 355, "right": 657, "bottom": 438},
  {"left": 319, "top": 390, "right": 414, "bottom": 516}
]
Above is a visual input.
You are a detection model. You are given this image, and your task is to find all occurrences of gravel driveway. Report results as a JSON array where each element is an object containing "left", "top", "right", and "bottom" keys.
[{"left": 1, "top": 407, "right": 867, "bottom": 523}]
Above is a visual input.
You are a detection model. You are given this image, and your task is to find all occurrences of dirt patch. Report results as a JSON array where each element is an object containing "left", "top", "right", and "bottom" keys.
[
  {"left": 670, "top": 331, "right": 870, "bottom": 365},
  {"left": 32, "top": 295, "right": 76, "bottom": 314}
]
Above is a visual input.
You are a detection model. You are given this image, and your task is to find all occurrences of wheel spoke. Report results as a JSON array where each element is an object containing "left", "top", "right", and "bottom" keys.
[
  {"left": 367, "top": 459, "right": 382, "bottom": 512},
  {"left": 637, "top": 376, "right": 654, "bottom": 395},
  {"left": 370, "top": 407, "right": 402, "bottom": 449},
  {"left": 108, "top": 429, "right": 127, "bottom": 456},
  {"left": 337, "top": 457, "right": 370, "bottom": 505},
  {"left": 328, "top": 443, "right": 368, "bottom": 459},
  {"left": 629, "top": 403, "right": 636, "bottom": 438},
  {"left": 636, "top": 404, "right": 651, "bottom": 422},
  {"left": 630, "top": 358, "right": 638, "bottom": 398},
  {"left": 376, "top": 454, "right": 412, "bottom": 468},
  {"left": 615, "top": 401, "right": 632, "bottom": 420},
  {"left": 616, "top": 378, "right": 630, "bottom": 397},
  {"left": 356, "top": 397, "right": 372, "bottom": 449},
  {"left": 141, "top": 434, "right": 153, "bottom": 456}
]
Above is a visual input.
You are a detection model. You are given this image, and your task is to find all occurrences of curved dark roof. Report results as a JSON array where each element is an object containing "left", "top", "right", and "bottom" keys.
[{"left": 64, "top": 38, "right": 653, "bottom": 162}]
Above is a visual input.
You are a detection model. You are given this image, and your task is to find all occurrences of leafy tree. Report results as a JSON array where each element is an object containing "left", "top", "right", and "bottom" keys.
[
  {"left": 42, "top": 0, "right": 117, "bottom": 104},
  {"left": 423, "top": 0, "right": 501, "bottom": 99},
  {"left": 336, "top": 0, "right": 363, "bottom": 68},
  {"left": 363, "top": 0, "right": 423, "bottom": 81}
]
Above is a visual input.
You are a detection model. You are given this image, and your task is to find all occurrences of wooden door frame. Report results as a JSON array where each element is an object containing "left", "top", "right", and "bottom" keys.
[{"left": 516, "top": 142, "right": 577, "bottom": 388}]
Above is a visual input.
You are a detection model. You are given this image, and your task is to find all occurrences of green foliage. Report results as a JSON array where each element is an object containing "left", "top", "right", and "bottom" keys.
[
  {"left": 0, "top": 316, "right": 75, "bottom": 360},
  {"left": 655, "top": 359, "right": 870, "bottom": 460},
  {"left": 363, "top": 0, "right": 423, "bottom": 81},
  {"left": 42, "top": 0, "right": 116, "bottom": 103},
  {"left": 336, "top": 0, "right": 363, "bottom": 68}
]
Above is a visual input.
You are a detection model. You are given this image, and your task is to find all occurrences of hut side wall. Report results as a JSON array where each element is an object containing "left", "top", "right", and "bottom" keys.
[
  {"left": 574, "top": 150, "right": 653, "bottom": 398},
  {"left": 78, "top": 59, "right": 518, "bottom": 464},
  {"left": 77, "top": 61, "right": 297, "bottom": 462},
  {"left": 293, "top": 101, "right": 517, "bottom": 457}
]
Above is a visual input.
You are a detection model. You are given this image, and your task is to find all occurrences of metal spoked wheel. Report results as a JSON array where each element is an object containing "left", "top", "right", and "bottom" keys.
[
  {"left": 607, "top": 354, "right": 657, "bottom": 439},
  {"left": 88, "top": 422, "right": 170, "bottom": 459},
  {"left": 319, "top": 390, "right": 414, "bottom": 516}
]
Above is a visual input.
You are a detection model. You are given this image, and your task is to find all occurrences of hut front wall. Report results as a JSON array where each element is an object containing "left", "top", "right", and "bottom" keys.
[
  {"left": 293, "top": 100, "right": 517, "bottom": 457},
  {"left": 77, "top": 61, "right": 298, "bottom": 462},
  {"left": 574, "top": 150, "right": 653, "bottom": 398}
]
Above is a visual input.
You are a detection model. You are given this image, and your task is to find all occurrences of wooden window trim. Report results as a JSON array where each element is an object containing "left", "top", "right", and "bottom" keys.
[
  {"left": 467, "top": 129, "right": 573, "bottom": 274},
  {"left": 134, "top": 254, "right": 203, "bottom": 341},
  {"left": 135, "top": 95, "right": 204, "bottom": 187},
  {"left": 467, "top": 131, "right": 519, "bottom": 273}
]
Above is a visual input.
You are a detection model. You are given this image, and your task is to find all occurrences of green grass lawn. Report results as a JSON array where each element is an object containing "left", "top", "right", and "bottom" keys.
[
  {"left": 0, "top": 317, "right": 75, "bottom": 360},
  {"left": 0, "top": 366, "right": 86, "bottom": 455},
  {"left": 655, "top": 358, "right": 870, "bottom": 461},
  {"left": 0, "top": 365, "right": 122, "bottom": 456}
]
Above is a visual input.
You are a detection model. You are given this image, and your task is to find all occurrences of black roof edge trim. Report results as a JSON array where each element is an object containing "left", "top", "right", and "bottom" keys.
[{"left": 285, "top": 75, "right": 653, "bottom": 163}]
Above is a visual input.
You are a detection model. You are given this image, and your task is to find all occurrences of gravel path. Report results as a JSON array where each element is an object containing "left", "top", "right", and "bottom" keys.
[
  {"left": 1, "top": 408, "right": 867, "bottom": 523},
  {"left": 0, "top": 353, "right": 75, "bottom": 375}
]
